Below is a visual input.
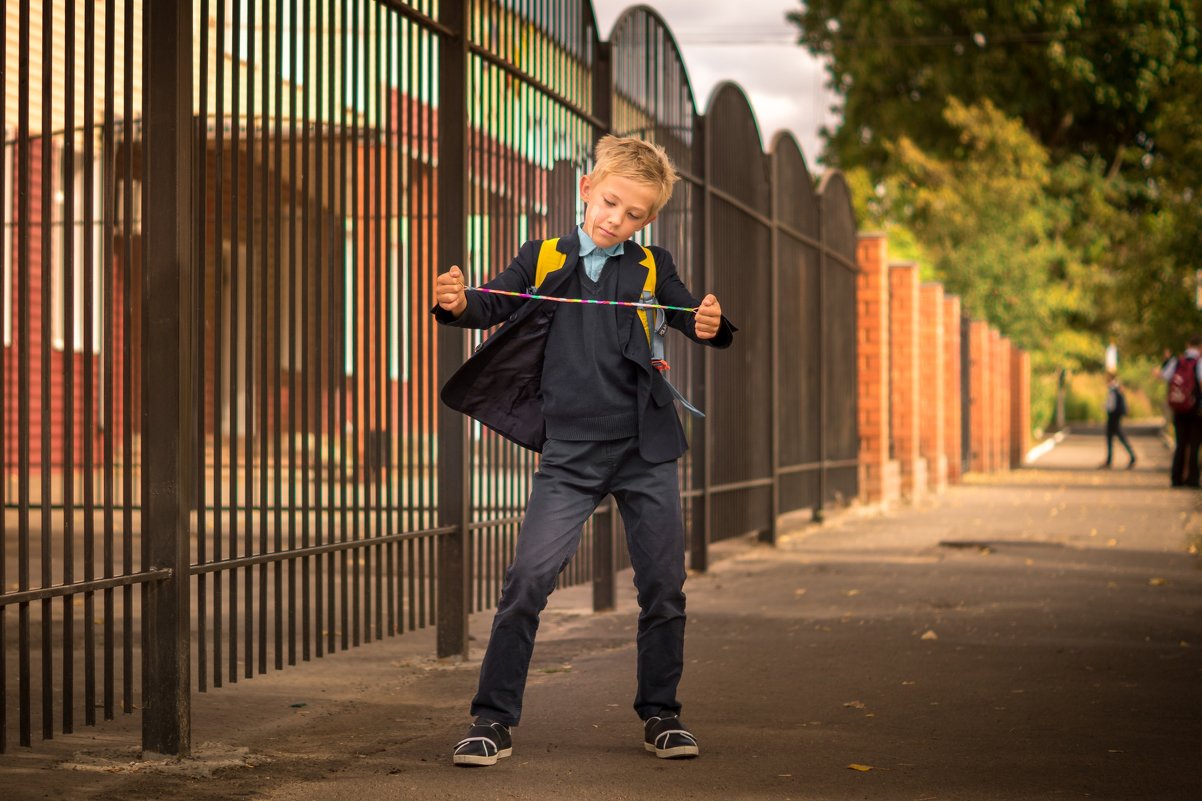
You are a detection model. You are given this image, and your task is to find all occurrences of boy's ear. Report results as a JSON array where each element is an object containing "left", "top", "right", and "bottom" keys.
[{"left": 578, "top": 175, "right": 592, "bottom": 202}]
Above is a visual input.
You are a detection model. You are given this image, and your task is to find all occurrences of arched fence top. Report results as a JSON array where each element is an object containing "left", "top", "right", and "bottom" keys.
[
  {"left": 770, "top": 131, "right": 820, "bottom": 241},
  {"left": 467, "top": 0, "right": 600, "bottom": 122},
  {"left": 818, "top": 170, "right": 859, "bottom": 270},
  {"left": 705, "top": 81, "right": 771, "bottom": 217},
  {"left": 609, "top": 5, "right": 697, "bottom": 174}
]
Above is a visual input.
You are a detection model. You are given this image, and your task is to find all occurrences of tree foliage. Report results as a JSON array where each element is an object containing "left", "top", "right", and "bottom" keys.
[
  {"left": 790, "top": 0, "right": 1202, "bottom": 368},
  {"left": 789, "top": 0, "right": 1197, "bottom": 172}
]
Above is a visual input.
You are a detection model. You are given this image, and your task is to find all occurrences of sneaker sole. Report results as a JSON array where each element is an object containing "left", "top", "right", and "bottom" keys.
[
  {"left": 453, "top": 747, "right": 512, "bottom": 767},
  {"left": 644, "top": 742, "right": 699, "bottom": 759}
]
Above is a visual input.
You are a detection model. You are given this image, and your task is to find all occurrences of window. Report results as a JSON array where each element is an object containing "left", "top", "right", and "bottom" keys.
[
  {"left": 388, "top": 218, "right": 409, "bottom": 382},
  {"left": 344, "top": 220, "right": 355, "bottom": 376},
  {"left": 52, "top": 142, "right": 104, "bottom": 353},
  {"left": 3, "top": 134, "right": 12, "bottom": 347}
]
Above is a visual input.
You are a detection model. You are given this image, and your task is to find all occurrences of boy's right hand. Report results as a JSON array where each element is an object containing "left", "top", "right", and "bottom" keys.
[{"left": 436, "top": 266, "right": 468, "bottom": 317}]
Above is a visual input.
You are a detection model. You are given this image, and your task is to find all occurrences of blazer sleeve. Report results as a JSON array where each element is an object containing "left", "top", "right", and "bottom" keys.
[
  {"left": 431, "top": 240, "right": 539, "bottom": 329},
  {"left": 650, "top": 246, "right": 736, "bottom": 349}
]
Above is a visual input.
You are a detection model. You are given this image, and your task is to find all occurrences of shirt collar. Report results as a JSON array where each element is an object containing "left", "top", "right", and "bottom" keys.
[{"left": 577, "top": 225, "right": 625, "bottom": 259}]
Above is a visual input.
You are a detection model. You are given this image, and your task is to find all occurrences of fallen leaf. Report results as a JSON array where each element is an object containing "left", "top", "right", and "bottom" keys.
[
  {"left": 921, "top": 630, "right": 939, "bottom": 641},
  {"left": 1107, "top": 538, "right": 1119, "bottom": 548},
  {"left": 793, "top": 588, "right": 807, "bottom": 597},
  {"left": 847, "top": 763, "right": 874, "bottom": 772},
  {"left": 843, "top": 700, "right": 866, "bottom": 709},
  {"left": 845, "top": 589, "right": 862, "bottom": 597},
  {"left": 1148, "top": 577, "right": 1167, "bottom": 587}
]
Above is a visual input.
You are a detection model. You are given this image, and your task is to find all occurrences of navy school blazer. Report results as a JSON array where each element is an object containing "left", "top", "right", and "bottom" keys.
[{"left": 432, "top": 228, "right": 736, "bottom": 463}]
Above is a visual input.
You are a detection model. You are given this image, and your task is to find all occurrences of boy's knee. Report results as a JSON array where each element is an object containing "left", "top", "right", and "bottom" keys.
[
  {"left": 636, "top": 573, "right": 686, "bottom": 613},
  {"left": 501, "top": 561, "right": 560, "bottom": 607}
]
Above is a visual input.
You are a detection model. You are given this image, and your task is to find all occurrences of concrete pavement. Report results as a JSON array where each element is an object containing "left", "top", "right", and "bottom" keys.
[{"left": 3, "top": 427, "right": 1200, "bottom": 800}]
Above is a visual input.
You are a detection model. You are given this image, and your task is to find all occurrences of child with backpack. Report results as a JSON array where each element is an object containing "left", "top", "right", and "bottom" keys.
[
  {"left": 1161, "top": 335, "right": 1202, "bottom": 487},
  {"left": 433, "top": 136, "right": 735, "bottom": 765}
]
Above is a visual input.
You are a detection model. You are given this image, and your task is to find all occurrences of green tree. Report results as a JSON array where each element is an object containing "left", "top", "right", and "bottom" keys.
[
  {"left": 880, "top": 98, "right": 1096, "bottom": 369},
  {"left": 789, "top": 0, "right": 1198, "bottom": 175},
  {"left": 790, "top": 0, "right": 1202, "bottom": 371}
]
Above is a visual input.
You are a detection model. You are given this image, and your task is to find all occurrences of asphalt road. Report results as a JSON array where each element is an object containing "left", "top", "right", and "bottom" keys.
[{"left": 3, "top": 428, "right": 1200, "bottom": 800}]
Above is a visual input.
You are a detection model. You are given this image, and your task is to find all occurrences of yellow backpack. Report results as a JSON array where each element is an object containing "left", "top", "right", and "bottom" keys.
[
  {"left": 532, "top": 237, "right": 704, "bottom": 418},
  {"left": 534, "top": 237, "right": 658, "bottom": 346}
]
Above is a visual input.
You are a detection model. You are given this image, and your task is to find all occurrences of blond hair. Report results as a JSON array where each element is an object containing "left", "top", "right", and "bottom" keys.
[{"left": 589, "top": 135, "right": 680, "bottom": 216}]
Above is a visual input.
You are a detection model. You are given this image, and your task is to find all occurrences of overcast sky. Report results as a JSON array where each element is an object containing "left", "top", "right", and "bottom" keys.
[{"left": 591, "top": 0, "right": 840, "bottom": 169}]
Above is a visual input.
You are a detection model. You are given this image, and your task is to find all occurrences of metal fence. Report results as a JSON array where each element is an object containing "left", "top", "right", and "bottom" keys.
[{"left": 0, "top": 0, "right": 859, "bottom": 755}]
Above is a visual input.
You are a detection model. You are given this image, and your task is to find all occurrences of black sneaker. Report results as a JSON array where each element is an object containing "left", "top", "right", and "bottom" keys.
[
  {"left": 643, "top": 714, "right": 700, "bottom": 759},
  {"left": 452, "top": 718, "right": 513, "bottom": 767}
]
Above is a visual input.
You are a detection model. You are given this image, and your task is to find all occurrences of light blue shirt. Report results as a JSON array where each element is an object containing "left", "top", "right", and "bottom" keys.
[{"left": 577, "top": 225, "right": 625, "bottom": 282}]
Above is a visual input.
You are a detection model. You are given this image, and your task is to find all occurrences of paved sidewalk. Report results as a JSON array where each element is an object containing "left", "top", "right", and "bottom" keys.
[{"left": 4, "top": 429, "right": 1200, "bottom": 801}]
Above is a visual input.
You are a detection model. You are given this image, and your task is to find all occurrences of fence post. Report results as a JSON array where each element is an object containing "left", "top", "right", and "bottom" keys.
[
  {"left": 765, "top": 147, "right": 781, "bottom": 543},
  {"left": 436, "top": 0, "right": 471, "bottom": 660},
  {"left": 692, "top": 112, "right": 711, "bottom": 573},
  {"left": 814, "top": 186, "right": 828, "bottom": 521},
  {"left": 141, "top": 0, "right": 193, "bottom": 757},
  {"left": 591, "top": 40, "right": 618, "bottom": 612}
]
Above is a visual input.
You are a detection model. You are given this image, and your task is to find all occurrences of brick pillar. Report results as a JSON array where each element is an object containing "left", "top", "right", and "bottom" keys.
[
  {"left": 890, "top": 262, "right": 925, "bottom": 499},
  {"left": 988, "top": 328, "right": 1003, "bottom": 472},
  {"left": 968, "top": 320, "right": 990, "bottom": 474},
  {"left": 997, "top": 334, "right": 1012, "bottom": 472},
  {"left": 919, "top": 284, "right": 946, "bottom": 491},
  {"left": 856, "top": 234, "right": 897, "bottom": 504},
  {"left": 1010, "top": 346, "right": 1030, "bottom": 468},
  {"left": 943, "top": 296, "right": 963, "bottom": 484}
]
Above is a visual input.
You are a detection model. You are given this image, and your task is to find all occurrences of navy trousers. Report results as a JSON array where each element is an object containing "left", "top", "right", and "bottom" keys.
[
  {"left": 470, "top": 437, "right": 687, "bottom": 726},
  {"left": 1171, "top": 412, "right": 1202, "bottom": 486}
]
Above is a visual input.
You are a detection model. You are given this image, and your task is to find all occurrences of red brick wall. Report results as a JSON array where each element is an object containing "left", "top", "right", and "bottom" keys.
[
  {"left": 919, "top": 283, "right": 946, "bottom": 491},
  {"left": 996, "top": 334, "right": 1012, "bottom": 472},
  {"left": 890, "top": 262, "right": 924, "bottom": 498},
  {"left": 942, "top": 295, "right": 963, "bottom": 483},
  {"left": 2, "top": 137, "right": 133, "bottom": 488},
  {"left": 968, "top": 321, "right": 990, "bottom": 473}
]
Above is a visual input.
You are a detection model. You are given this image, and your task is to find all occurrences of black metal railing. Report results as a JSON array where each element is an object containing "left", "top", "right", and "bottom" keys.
[{"left": 1, "top": 0, "right": 859, "bottom": 756}]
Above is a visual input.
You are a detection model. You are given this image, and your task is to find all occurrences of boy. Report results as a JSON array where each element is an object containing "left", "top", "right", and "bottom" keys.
[{"left": 432, "top": 135, "right": 735, "bottom": 766}]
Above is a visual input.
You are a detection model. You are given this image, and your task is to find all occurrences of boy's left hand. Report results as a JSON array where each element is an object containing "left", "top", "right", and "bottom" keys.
[{"left": 694, "top": 294, "right": 722, "bottom": 340}]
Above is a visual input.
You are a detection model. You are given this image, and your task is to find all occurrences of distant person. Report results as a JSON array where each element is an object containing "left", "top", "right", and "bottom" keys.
[
  {"left": 1161, "top": 336, "right": 1202, "bottom": 487},
  {"left": 1100, "top": 373, "right": 1135, "bottom": 470}
]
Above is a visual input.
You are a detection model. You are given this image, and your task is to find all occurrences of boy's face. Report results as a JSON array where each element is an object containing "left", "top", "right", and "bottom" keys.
[{"left": 578, "top": 173, "right": 659, "bottom": 249}]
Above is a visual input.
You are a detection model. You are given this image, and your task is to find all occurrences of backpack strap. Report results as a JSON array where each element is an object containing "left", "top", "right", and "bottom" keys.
[
  {"left": 637, "top": 246, "right": 705, "bottom": 418},
  {"left": 636, "top": 245, "right": 657, "bottom": 349},
  {"left": 534, "top": 238, "right": 568, "bottom": 287},
  {"left": 535, "top": 238, "right": 657, "bottom": 349},
  {"left": 535, "top": 237, "right": 703, "bottom": 417}
]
